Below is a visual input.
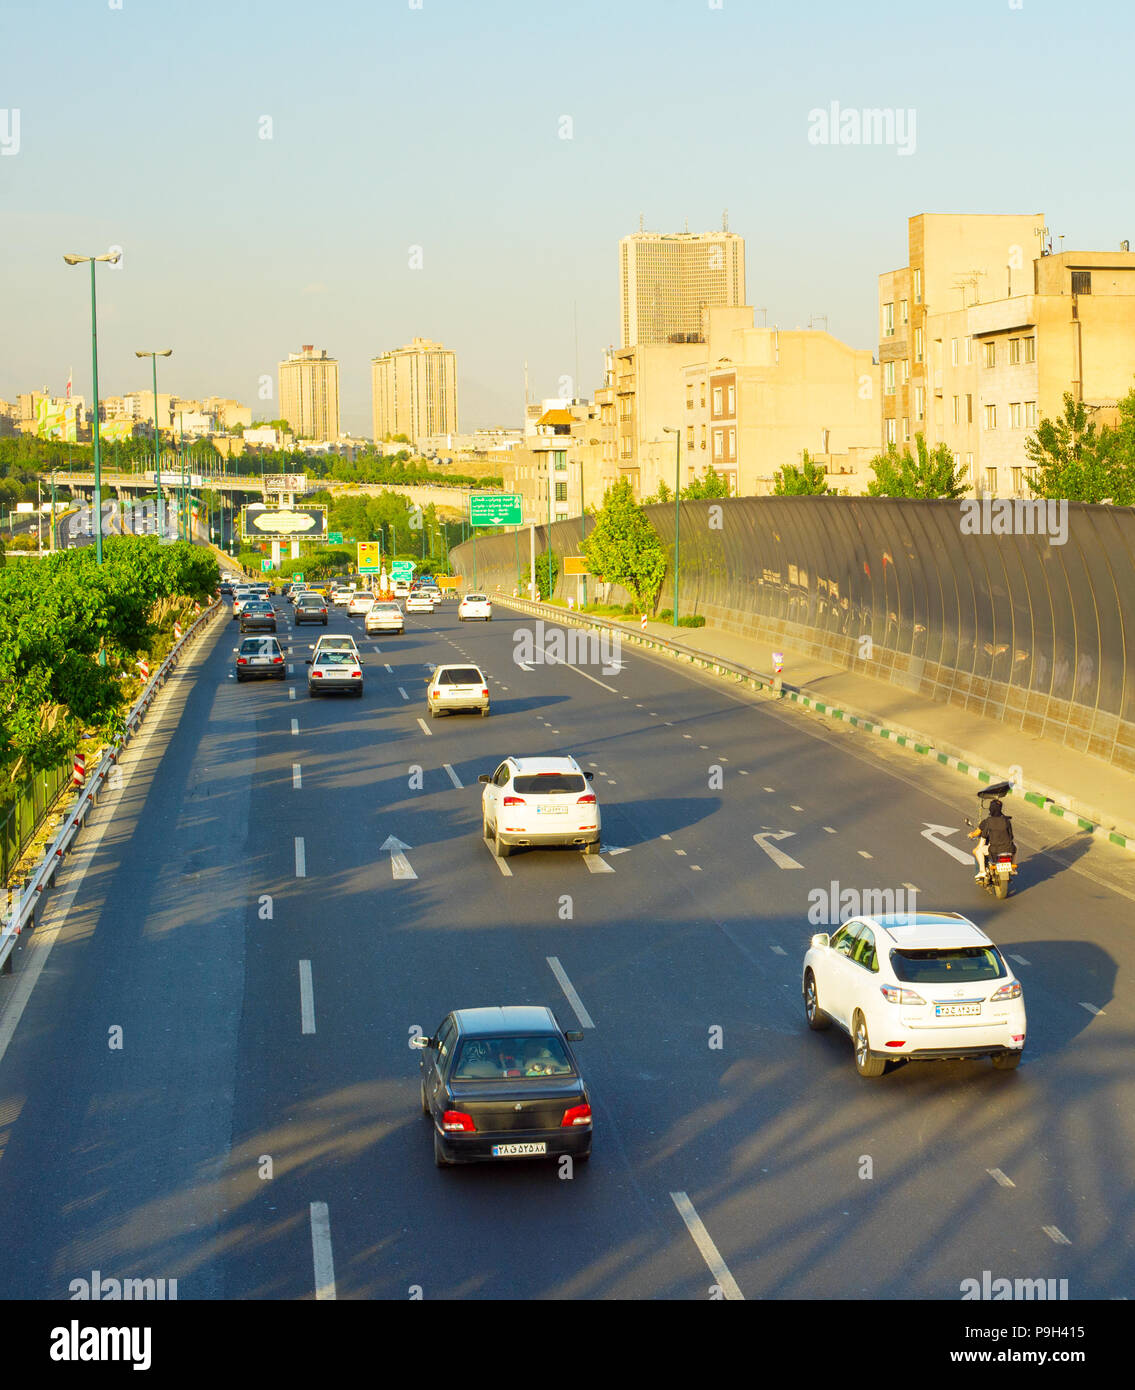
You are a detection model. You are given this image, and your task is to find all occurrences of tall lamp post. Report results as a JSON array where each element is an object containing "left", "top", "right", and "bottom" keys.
[
  {"left": 64, "top": 250, "right": 120, "bottom": 568},
  {"left": 136, "top": 350, "right": 172, "bottom": 537},
  {"left": 662, "top": 427, "right": 681, "bottom": 626}
]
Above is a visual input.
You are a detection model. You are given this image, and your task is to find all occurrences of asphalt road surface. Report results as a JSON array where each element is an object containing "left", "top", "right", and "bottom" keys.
[{"left": 0, "top": 596, "right": 1132, "bottom": 1300}]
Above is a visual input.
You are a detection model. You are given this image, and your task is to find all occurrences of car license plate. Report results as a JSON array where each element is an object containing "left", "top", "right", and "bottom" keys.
[
  {"left": 935, "top": 1003, "right": 981, "bottom": 1017},
  {"left": 251, "top": 656, "right": 269, "bottom": 664},
  {"left": 536, "top": 806, "right": 568, "bottom": 815},
  {"left": 492, "top": 1142, "right": 547, "bottom": 1157}
]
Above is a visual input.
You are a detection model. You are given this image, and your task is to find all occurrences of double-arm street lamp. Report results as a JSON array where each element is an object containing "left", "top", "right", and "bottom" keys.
[
  {"left": 662, "top": 426, "right": 681, "bottom": 626},
  {"left": 135, "top": 350, "right": 172, "bottom": 537},
  {"left": 63, "top": 251, "right": 120, "bottom": 567}
]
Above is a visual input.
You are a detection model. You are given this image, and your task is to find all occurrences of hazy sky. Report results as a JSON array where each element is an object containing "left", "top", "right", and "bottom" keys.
[{"left": 2, "top": 0, "right": 1132, "bottom": 435}]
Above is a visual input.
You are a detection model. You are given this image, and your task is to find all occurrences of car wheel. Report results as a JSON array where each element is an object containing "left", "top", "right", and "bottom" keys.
[
  {"left": 575, "top": 1148, "right": 591, "bottom": 1163},
  {"left": 354, "top": 687, "right": 363, "bottom": 697},
  {"left": 429, "top": 706, "right": 438, "bottom": 718},
  {"left": 852, "top": 1012, "right": 886, "bottom": 1078},
  {"left": 992, "top": 1051, "right": 1022, "bottom": 1070},
  {"left": 309, "top": 687, "right": 319, "bottom": 697},
  {"left": 494, "top": 824, "right": 511, "bottom": 859},
  {"left": 433, "top": 1129, "right": 451, "bottom": 1168},
  {"left": 420, "top": 1080, "right": 430, "bottom": 1116},
  {"left": 235, "top": 673, "right": 244, "bottom": 682},
  {"left": 276, "top": 671, "right": 286, "bottom": 681},
  {"left": 804, "top": 970, "right": 831, "bottom": 1031}
]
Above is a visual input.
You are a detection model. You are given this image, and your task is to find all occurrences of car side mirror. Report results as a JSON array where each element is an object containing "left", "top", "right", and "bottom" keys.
[
  {"left": 410, "top": 1035, "right": 434, "bottom": 1050},
  {"left": 565, "top": 1030, "right": 584, "bottom": 1042},
  {"left": 478, "top": 774, "right": 491, "bottom": 784},
  {"left": 585, "top": 771, "right": 594, "bottom": 781},
  {"left": 810, "top": 933, "right": 830, "bottom": 949},
  {"left": 305, "top": 658, "right": 312, "bottom": 665}
]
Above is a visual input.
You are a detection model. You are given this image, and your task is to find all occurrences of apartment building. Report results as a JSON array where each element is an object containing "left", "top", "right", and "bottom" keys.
[
  {"left": 620, "top": 225, "right": 746, "bottom": 348},
  {"left": 371, "top": 337, "right": 457, "bottom": 446},
  {"left": 505, "top": 401, "right": 607, "bottom": 525},
  {"left": 279, "top": 345, "right": 341, "bottom": 442}
]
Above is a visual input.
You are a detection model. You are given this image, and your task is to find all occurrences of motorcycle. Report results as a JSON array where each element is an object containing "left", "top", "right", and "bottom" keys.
[{"left": 964, "top": 780, "right": 1017, "bottom": 900}]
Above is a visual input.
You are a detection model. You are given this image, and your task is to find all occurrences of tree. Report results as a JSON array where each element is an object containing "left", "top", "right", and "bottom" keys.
[
  {"left": 1025, "top": 391, "right": 1135, "bottom": 504},
  {"left": 533, "top": 549, "right": 559, "bottom": 600},
  {"left": 581, "top": 479, "right": 667, "bottom": 613},
  {"left": 642, "top": 479, "right": 673, "bottom": 506},
  {"left": 866, "top": 432, "right": 967, "bottom": 499},
  {"left": 682, "top": 465, "right": 730, "bottom": 499},
  {"left": 773, "top": 450, "right": 833, "bottom": 495}
]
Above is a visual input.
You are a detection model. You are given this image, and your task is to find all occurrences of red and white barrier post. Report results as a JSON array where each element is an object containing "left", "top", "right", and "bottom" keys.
[{"left": 72, "top": 751, "right": 86, "bottom": 787}]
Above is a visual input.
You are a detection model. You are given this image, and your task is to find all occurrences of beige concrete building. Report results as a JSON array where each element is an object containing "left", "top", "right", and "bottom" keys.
[
  {"left": 278, "top": 345, "right": 340, "bottom": 442},
  {"left": 371, "top": 337, "right": 457, "bottom": 446},
  {"left": 620, "top": 226, "right": 746, "bottom": 348},
  {"left": 880, "top": 215, "right": 1135, "bottom": 495},
  {"left": 505, "top": 402, "right": 607, "bottom": 526}
]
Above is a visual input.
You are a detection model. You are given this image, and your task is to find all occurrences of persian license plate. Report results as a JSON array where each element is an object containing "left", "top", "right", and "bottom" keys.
[
  {"left": 536, "top": 806, "right": 568, "bottom": 815},
  {"left": 492, "top": 1142, "right": 547, "bottom": 1157},
  {"left": 935, "top": 1003, "right": 981, "bottom": 1017},
  {"left": 251, "top": 656, "right": 270, "bottom": 664}
]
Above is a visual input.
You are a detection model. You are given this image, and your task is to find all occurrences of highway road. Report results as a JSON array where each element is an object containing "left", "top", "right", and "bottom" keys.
[{"left": 0, "top": 596, "right": 1132, "bottom": 1300}]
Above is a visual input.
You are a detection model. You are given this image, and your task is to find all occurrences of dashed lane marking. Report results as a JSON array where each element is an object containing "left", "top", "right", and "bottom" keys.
[
  {"left": 310, "top": 1201, "right": 336, "bottom": 1299},
  {"left": 443, "top": 763, "right": 463, "bottom": 789},
  {"left": 987, "top": 1169, "right": 1015, "bottom": 1188},
  {"left": 292, "top": 764, "right": 302, "bottom": 790},
  {"left": 299, "top": 960, "right": 316, "bottom": 1035},
  {"left": 546, "top": 956, "right": 595, "bottom": 1029},
  {"left": 670, "top": 1193, "right": 744, "bottom": 1301},
  {"left": 294, "top": 837, "right": 306, "bottom": 878}
]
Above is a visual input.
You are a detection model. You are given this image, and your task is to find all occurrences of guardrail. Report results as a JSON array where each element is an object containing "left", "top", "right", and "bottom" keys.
[{"left": 0, "top": 598, "right": 221, "bottom": 975}]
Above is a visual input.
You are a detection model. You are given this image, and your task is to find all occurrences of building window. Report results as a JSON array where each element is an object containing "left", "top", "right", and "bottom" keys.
[
  {"left": 1009, "top": 401, "right": 1022, "bottom": 428},
  {"left": 885, "top": 418, "right": 897, "bottom": 445},
  {"left": 965, "top": 452, "right": 973, "bottom": 482},
  {"left": 1011, "top": 466, "right": 1023, "bottom": 493},
  {"left": 952, "top": 395, "right": 960, "bottom": 424},
  {"left": 914, "top": 386, "right": 925, "bottom": 421},
  {"left": 686, "top": 394, "right": 693, "bottom": 411},
  {"left": 884, "top": 361, "right": 895, "bottom": 395},
  {"left": 1024, "top": 400, "right": 1037, "bottom": 427},
  {"left": 727, "top": 427, "right": 736, "bottom": 458},
  {"left": 1071, "top": 270, "right": 1092, "bottom": 295},
  {"left": 900, "top": 359, "right": 911, "bottom": 385},
  {"left": 985, "top": 467, "right": 998, "bottom": 494},
  {"left": 700, "top": 425, "right": 706, "bottom": 448},
  {"left": 686, "top": 426, "right": 694, "bottom": 450},
  {"left": 1008, "top": 338, "right": 1021, "bottom": 365},
  {"left": 712, "top": 429, "right": 724, "bottom": 458},
  {"left": 1023, "top": 337, "right": 1036, "bottom": 363},
  {"left": 902, "top": 416, "right": 910, "bottom": 442},
  {"left": 726, "top": 384, "right": 735, "bottom": 414},
  {"left": 555, "top": 482, "right": 567, "bottom": 502},
  {"left": 984, "top": 403, "right": 997, "bottom": 430},
  {"left": 712, "top": 386, "right": 723, "bottom": 416},
  {"left": 913, "top": 269, "right": 922, "bottom": 304},
  {"left": 883, "top": 302, "right": 894, "bottom": 336},
  {"left": 914, "top": 327, "right": 924, "bottom": 363},
  {"left": 700, "top": 387, "right": 705, "bottom": 408},
  {"left": 951, "top": 338, "right": 959, "bottom": 366},
  {"left": 966, "top": 393, "right": 974, "bottom": 423},
  {"left": 900, "top": 298, "right": 909, "bottom": 325},
  {"left": 982, "top": 341, "right": 996, "bottom": 369}
]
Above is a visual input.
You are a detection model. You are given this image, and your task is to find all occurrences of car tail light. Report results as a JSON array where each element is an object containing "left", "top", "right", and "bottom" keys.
[
  {"left": 880, "top": 984, "right": 926, "bottom": 1005},
  {"left": 236, "top": 657, "right": 247, "bottom": 665},
  {"left": 442, "top": 1110, "right": 475, "bottom": 1133},
  {"left": 884, "top": 1041, "right": 906, "bottom": 1048},
  {"left": 272, "top": 655, "right": 284, "bottom": 664},
  {"left": 577, "top": 793, "right": 597, "bottom": 805},
  {"left": 502, "top": 795, "right": 526, "bottom": 807},
  {"left": 481, "top": 688, "right": 489, "bottom": 697},
  {"left": 350, "top": 670, "right": 361, "bottom": 678},
  {"left": 561, "top": 1103, "right": 592, "bottom": 1128},
  {"left": 313, "top": 670, "right": 323, "bottom": 678},
  {"left": 991, "top": 981, "right": 1022, "bottom": 1001}
]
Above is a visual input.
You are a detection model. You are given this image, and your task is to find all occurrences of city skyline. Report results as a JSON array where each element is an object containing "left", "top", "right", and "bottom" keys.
[{"left": 3, "top": 0, "right": 1134, "bottom": 435}]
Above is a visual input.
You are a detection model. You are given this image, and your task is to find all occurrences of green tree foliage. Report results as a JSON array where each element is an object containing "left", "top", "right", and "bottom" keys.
[
  {"left": 682, "top": 465, "right": 730, "bottom": 499},
  {"left": 581, "top": 479, "right": 667, "bottom": 613},
  {"left": 866, "top": 433, "right": 967, "bottom": 499},
  {"left": 773, "top": 450, "right": 833, "bottom": 496},
  {"left": 533, "top": 550, "right": 559, "bottom": 601},
  {"left": 642, "top": 479, "right": 673, "bottom": 505},
  {"left": 0, "top": 537, "right": 218, "bottom": 783},
  {"left": 1024, "top": 391, "right": 1135, "bottom": 504}
]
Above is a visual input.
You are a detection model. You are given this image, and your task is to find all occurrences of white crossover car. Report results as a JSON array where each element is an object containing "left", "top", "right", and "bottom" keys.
[
  {"left": 347, "top": 591, "right": 376, "bottom": 615},
  {"left": 405, "top": 591, "right": 434, "bottom": 614},
  {"left": 458, "top": 592, "right": 493, "bottom": 621},
  {"left": 366, "top": 602, "right": 404, "bottom": 635},
  {"left": 802, "top": 912, "right": 1026, "bottom": 1077},
  {"left": 479, "top": 756, "right": 600, "bottom": 858}
]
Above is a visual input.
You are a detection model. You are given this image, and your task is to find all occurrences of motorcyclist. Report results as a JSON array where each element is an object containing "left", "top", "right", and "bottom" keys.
[{"left": 968, "top": 798, "right": 1017, "bottom": 882}]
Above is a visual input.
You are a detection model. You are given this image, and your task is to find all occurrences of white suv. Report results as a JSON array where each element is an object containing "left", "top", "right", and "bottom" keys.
[
  {"left": 802, "top": 912, "right": 1026, "bottom": 1077},
  {"left": 479, "top": 756, "right": 600, "bottom": 858},
  {"left": 459, "top": 592, "right": 492, "bottom": 621}
]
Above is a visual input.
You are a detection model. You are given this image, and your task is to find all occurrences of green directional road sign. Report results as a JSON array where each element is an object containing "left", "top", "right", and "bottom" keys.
[
  {"left": 391, "top": 560, "right": 415, "bottom": 581},
  {"left": 328, "top": 531, "right": 343, "bottom": 543},
  {"left": 469, "top": 493, "right": 522, "bottom": 527}
]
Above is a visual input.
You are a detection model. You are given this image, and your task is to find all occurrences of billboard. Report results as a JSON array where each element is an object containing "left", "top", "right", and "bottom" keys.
[
  {"left": 100, "top": 419, "right": 134, "bottom": 443},
  {"left": 357, "top": 541, "right": 380, "bottom": 573},
  {"left": 35, "top": 397, "right": 78, "bottom": 443},
  {"left": 241, "top": 505, "right": 327, "bottom": 540},
  {"left": 263, "top": 473, "right": 307, "bottom": 493}
]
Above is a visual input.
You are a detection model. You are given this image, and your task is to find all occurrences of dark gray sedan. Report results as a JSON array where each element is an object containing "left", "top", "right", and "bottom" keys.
[
  {"left": 239, "top": 600, "right": 277, "bottom": 633},
  {"left": 413, "top": 1005, "right": 591, "bottom": 1167},
  {"left": 294, "top": 595, "right": 329, "bottom": 625}
]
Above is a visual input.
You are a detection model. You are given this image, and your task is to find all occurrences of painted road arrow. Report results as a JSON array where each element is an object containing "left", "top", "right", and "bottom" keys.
[
  {"left": 921, "top": 823, "right": 974, "bottom": 866},
  {"left": 753, "top": 830, "right": 804, "bottom": 869},
  {"left": 381, "top": 835, "right": 418, "bottom": 880}
]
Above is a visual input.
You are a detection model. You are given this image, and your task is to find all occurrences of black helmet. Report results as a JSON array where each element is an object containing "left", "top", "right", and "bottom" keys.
[{"left": 989, "top": 798, "right": 1003, "bottom": 815}]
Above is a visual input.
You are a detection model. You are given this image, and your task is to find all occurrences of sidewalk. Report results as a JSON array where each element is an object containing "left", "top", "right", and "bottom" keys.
[{"left": 503, "top": 598, "right": 1135, "bottom": 851}]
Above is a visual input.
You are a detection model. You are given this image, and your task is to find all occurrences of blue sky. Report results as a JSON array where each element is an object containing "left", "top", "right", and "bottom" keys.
[{"left": 1, "top": 0, "right": 1132, "bottom": 434}]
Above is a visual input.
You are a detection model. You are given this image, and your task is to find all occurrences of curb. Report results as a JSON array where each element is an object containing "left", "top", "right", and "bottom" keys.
[{"left": 493, "top": 595, "right": 1135, "bottom": 857}]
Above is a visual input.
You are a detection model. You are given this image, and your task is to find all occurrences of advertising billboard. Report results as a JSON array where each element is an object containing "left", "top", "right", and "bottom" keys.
[{"left": 241, "top": 505, "right": 327, "bottom": 540}]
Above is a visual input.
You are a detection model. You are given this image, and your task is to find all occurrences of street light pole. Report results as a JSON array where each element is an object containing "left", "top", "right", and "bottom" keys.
[
  {"left": 663, "top": 427, "right": 681, "bottom": 626},
  {"left": 136, "top": 349, "right": 171, "bottom": 536},
  {"left": 64, "top": 252, "right": 119, "bottom": 567}
]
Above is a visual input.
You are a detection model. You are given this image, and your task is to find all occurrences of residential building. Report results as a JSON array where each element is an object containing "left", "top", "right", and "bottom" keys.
[
  {"left": 620, "top": 224, "right": 746, "bottom": 347},
  {"left": 505, "top": 400, "right": 606, "bottom": 525},
  {"left": 371, "top": 337, "right": 457, "bottom": 446},
  {"left": 278, "top": 345, "right": 341, "bottom": 442}
]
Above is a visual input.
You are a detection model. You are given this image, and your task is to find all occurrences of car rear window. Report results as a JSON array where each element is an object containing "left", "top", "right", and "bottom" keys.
[
  {"left": 437, "top": 668, "right": 484, "bottom": 685},
  {"left": 240, "top": 638, "right": 279, "bottom": 654},
  {"left": 465, "top": 594, "right": 488, "bottom": 602},
  {"left": 317, "top": 650, "right": 357, "bottom": 666},
  {"left": 513, "top": 772, "right": 586, "bottom": 794},
  {"left": 451, "top": 1035, "right": 574, "bottom": 1080},
  {"left": 890, "top": 947, "right": 1006, "bottom": 983}
]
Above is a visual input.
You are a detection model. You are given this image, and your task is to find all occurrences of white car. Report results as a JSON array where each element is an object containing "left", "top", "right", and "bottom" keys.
[
  {"left": 331, "top": 587, "right": 352, "bottom": 606},
  {"left": 287, "top": 586, "right": 312, "bottom": 606},
  {"left": 231, "top": 588, "right": 254, "bottom": 618},
  {"left": 802, "top": 912, "right": 1026, "bottom": 1077},
  {"left": 366, "top": 601, "right": 404, "bottom": 635},
  {"left": 479, "top": 756, "right": 600, "bottom": 858},
  {"left": 347, "top": 592, "right": 376, "bottom": 615},
  {"left": 308, "top": 634, "right": 363, "bottom": 666},
  {"left": 405, "top": 591, "right": 433, "bottom": 614},
  {"left": 420, "top": 585, "right": 443, "bottom": 604},
  {"left": 458, "top": 592, "right": 492, "bottom": 621},
  {"left": 393, "top": 581, "right": 410, "bottom": 598},
  {"left": 426, "top": 663, "right": 489, "bottom": 718}
]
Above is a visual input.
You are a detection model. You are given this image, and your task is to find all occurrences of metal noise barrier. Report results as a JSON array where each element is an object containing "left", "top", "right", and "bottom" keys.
[{"left": 0, "top": 599, "right": 221, "bottom": 974}]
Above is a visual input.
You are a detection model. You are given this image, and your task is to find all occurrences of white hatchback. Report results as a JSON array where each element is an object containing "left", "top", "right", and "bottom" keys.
[
  {"left": 459, "top": 592, "right": 492, "bottom": 621},
  {"left": 802, "top": 913, "right": 1026, "bottom": 1077},
  {"left": 405, "top": 591, "right": 433, "bottom": 614},
  {"left": 347, "top": 592, "right": 375, "bottom": 615},
  {"left": 479, "top": 756, "right": 600, "bottom": 858},
  {"left": 366, "top": 602, "right": 404, "bottom": 634}
]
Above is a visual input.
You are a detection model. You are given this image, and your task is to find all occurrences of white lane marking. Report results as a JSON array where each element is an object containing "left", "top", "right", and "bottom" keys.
[
  {"left": 294, "top": 837, "right": 306, "bottom": 877},
  {"left": 698, "top": 743, "right": 707, "bottom": 748},
  {"left": 546, "top": 956, "right": 595, "bottom": 1028},
  {"left": 770, "top": 945, "right": 786, "bottom": 955},
  {"left": 790, "top": 804, "right": 804, "bottom": 812},
  {"left": 287, "top": 663, "right": 294, "bottom": 674},
  {"left": 1008, "top": 953, "right": 1030, "bottom": 967},
  {"left": 1043, "top": 1225, "right": 1072, "bottom": 1246},
  {"left": 491, "top": 851, "right": 513, "bottom": 876},
  {"left": 588, "top": 762, "right": 598, "bottom": 768},
  {"left": 443, "top": 763, "right": 463, "bottom": 789},
  {"left": 292, "top": 763, "right": 302, "bottom": 789},
  {"left": 683, "top": 734, "right": 693, "bottom": 740},
  {"left": 310, "top": 1201, "right": 336, "bottom": 1299},
  {"left": 753, "top": 830, "right": 804, "bottom": 869},
  {"left": 987, "top": 1168, "right": 1016, "bottom": 1188},
  {"left": 381, "top": 834, "right": 417, "bottom": 880},
  {"left": 660, "top": 833, "right": 672, "bottom": 840},
  {"left": 583, "top": 854, "right": 614, "bottom": 875},
  {"left": 289, "top": 688, "right": 296, "bottom": 700},
  {"left": 603, "top": 846, "right": 629, "bottom": 856},
  {"left": 516, "top": 660, "right": 534, "bottom": 671},
  {"left": 1079, "top": 1002, "right": 1105, "bottom": 1016},
  {"left": 823, "top": 826, "right": 836, "bottom": 833},
  {"left": 674, "top": 848, "right": 687, "bottom": 856},
  {"left": 385, "top": 664, "right": 393, "bottom": 673},
  {"left": 738, "top": 770, "right": 748, "bottom": 775},
  {"left": 290, "top": 718, "right": 299, "bottom": 736},
  {"left": 902, "top": 882, "right": 919, "bottom": 891},
  {"left": 763, "top": 786, "right": 775, "bottom": 793},
  {"left": 670, "top": 1192, "right": 744, "bottom": 1301},
  {"left": 299, "top": 960, "right": 316, "bottom": 1034},
  {"left": 398, "top": 687, "right": 409, "bottom": 700},
  {"left": 921, "top": 823, "right": 974, "bottom": 866},
  {"left": 417, "top": 717, "right": 433, "bottom": 736},
  {"left": 499, "top": 684, "right": 509, "bottom": 691},
  {"left": 858, "top": 850, "right": 873, "bottom": 859},
  {"left": 690, "top": 865, "right": 702, "bottom": 871}
]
